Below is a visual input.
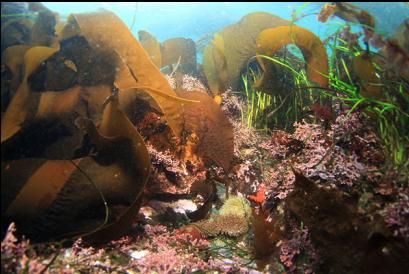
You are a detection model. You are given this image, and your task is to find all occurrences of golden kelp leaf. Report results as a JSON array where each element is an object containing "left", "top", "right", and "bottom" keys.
[
  {"left": 56, "top": 14, "right": 81, "bottom": 39},
  {"left": 5, "top": 159, "right": 81, "bottom": 218},
  {"left": 1, "top": 18, "right": 34, "bottom": 51},
  {"left": 83, "top": 93, "right": 151, "bottom": 243},
  {"left": 1, "top": 85, "right": 111, "bottom": 161},
  {"left": 3, "top": 93, "right": 151, "bottom": 242},
  {"left": 161, "top": 37, "right": 197, "bottom": 73},
  {"left": 202, "top": 34, "right": 229, "bottom": 95},
  {"left": 138, "top": 30, "right": 162, "bottom": 68},
  {"left": 1, "top": 159, "right": 46, "bottom": 214},
  {"left": 3, "top": 45, "right": 32, "bottom": 77},
  {"left": 34, "top": 85, "right": 111, "bottom": 159},
  {"left": 176, "top": 89, "right": 234, "bottom": 171},
  {"left": 26, "top": 85, "right": 84, "bottom": 160},
  {"left": 79, "top": 85, "right": 113, "bottom": 123},
  {"left": 203, "top": 12, "right": 291, "bottom": 95},
  {"left": 35, "top": 85, "right": 82, "bottom": 120},
  {"left": 59, "top": 11, "right": 185, "bottom": 137},
  {"left": 2, "top": 155, "right": 146, "bottom": 241},
  {"left": 256, "top": 25, "right": 329, "bottom": 88},
  {"left": 1, "top": 46, "right": 58, "bottom": 143},
  {"left": 2, "top": 45, "right": 32, "bottom": 96},
  {"left": 202, "top": 43, "right": 223, "bottom": 95},
  {"left": 222, "top": 12, "right": 291, "bottom": 89},
  {"left": 30, "top": 9, "right": 59, "bottom": 48},
  {"left": 352, "top": 53, "right": 383, "bottom": 100}
]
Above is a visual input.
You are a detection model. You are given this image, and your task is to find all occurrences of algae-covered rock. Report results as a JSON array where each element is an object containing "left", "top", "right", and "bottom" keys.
[
  {"left": 285, "top": 169, "right": 409, "bottom": 274},
  {"left": 193, "top": 196, "right": 251, "bottom": 238}
]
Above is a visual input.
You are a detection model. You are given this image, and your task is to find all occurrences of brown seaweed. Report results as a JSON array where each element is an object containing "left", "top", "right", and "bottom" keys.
[
  {"left": 2, "top": 92, "right": 151, "bottom": 243},
  {"left": 138, "top": 30, "right": 162, "bottom": 68},
  {"left": 352, "top": 52, "right": 383, "bottom": 100},
  {"left": 59, "top": 11, "right": 187, "bottom": 137},
  {"left": 1, "top": 46, "right": 58, "bottom": 143},
  {"left": 176, "top": 88, "right": 234, "bottom": 172},
  {"left": 256, "top": 25, "right": 329, "bottom": 89},
  {"left": 161, "top": 37, "right": 197, "bottom": 74},
  {"left": 203, "top": 12, "right": 291, "bottom": 95}
]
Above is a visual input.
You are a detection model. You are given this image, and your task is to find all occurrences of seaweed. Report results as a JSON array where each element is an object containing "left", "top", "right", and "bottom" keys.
[
  {"left": 256, "top": 25, "right": 329, "bottom": 89},
  {"left": 1, "top": 5, "right": 409, "bottom": 273},
  {"left": 138, "top": 30, "right": 162, "bottom": 69},
  {"left": 161, "top": 37, "right": 197, "bottom": 74},
  {"left": 176, "top": 88, "right": 234, "bottom": 172},
  {"left": 59, "top": 11, "right": 188, "bottom": 137},
  {"left": 1, "top": 46, "right": 58, "bottom": 143},
  {"left": 203, "top": 12, "right": 291, "bottom": 95}
]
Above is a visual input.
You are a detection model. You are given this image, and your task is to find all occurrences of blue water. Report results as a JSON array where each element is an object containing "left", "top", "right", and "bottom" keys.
[{"left": 43, "top": 2, "right": 409, "bottom": 44}]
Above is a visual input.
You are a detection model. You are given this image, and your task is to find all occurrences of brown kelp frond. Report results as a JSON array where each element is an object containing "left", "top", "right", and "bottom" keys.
[
  {"left": 256, "top": 25, "right": 329, "bottom": 89},
  {"left": 128, "top": 85, "right": 200, "bottom": 104},
  {"left": 203, "top": 12, "right": 291, "bottom": 95},
  {"left": 1, "top": 46, "right": 58, "bottom": 143},
  {"left": 138, "top": 30, "right": 162, "bottom": 68},
  {"left": 161, "top": 37, "right": 197, "bottom": 74},
  {"left": 176, "top": 88, "right": 234, "bottom": 172},
  {"left": 60, "top": 11, "right": 185, "bottom": 137},
  {"left": 352, "top": 52, "right": 383, "bottom": 100},
  {"left": 83, "top": 92, "right": 151, "bottom": 244}
]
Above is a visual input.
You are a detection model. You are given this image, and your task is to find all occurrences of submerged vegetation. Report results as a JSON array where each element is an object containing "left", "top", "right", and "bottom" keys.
[
  {"left": 1, "top": 2, "right": 409, "bottom": 273},
  {"left": 239, "top": 17, "right": 409, "bottom": 170}
]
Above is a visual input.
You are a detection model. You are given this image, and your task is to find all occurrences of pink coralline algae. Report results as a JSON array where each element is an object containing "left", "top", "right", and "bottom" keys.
[
  {"left": 127, "top": 224, "right": 229, "bottom": 273},
  {"left": 383, "top": 193, "right": 409, "bottom": 241},
  {"left": 1, "top": 223, "right": 48, "bottom": 274},
  {"left": 278, "top": 221, "right": 318, "bottom": 273},
  {"left": 263, "top": 113, "right": 379, "bottom": 203}
]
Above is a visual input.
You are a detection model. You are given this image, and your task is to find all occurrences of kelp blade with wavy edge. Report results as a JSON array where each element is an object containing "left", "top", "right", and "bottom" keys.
[
  {"left": 3, "top": 45, "right": 32, "bottom": 82},
  {"left": 1, "top": 46, "right": 58, "bottom": 143},
  {"left": 2, "top": 45, "right": 32, "bottom": 100},
  {"left": 59, "top": 11, "right": 185, "bottom": 137},
  {"left": 34, "top": 85, "right": 82, "bottom": 120},
  {"left": 256, "top": 25, "right": 329, "bottom": 89},
  {"left": 202, "top": 34, "right": 229, "bottom": 95},
  {"left": 202, "top": 12, "right": 291, "bottom": 96},
  {"left": 202, "top": 43, "right": 223, "bottom": 95},
  {"left": 3, "top": 92, "right": 151, "bottom": 242},
  {"left": 83, "top": 93, "right": 151, "bottom": 243},
  {"left": 138, "top": 30, "right": 162, "bottom": 69},
  {"left": 3, "top": 156, "right": 146, "bottom": 241}
]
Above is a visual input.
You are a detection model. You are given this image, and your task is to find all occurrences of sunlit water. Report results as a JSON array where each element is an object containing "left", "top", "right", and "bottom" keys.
[{"left": 43, "top": 2, "right": 408, "bottom": 42}]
